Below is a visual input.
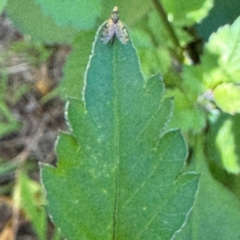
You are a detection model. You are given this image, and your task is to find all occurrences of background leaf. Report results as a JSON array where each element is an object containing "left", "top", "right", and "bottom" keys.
[
  {"left": 0, "top": 75, "right": 19, "bottom": 136},
  {"left": 34, "top": 0, "right": 102, "bottom": 29},
  {"left": 165, "top": 88, "right": 206, "bottom": 134},
  {"left": 15, "top": 171, "right": 47, "bottom": 240},
  {"left": 59, "top": 31, "right": 95, "bottom": 99},
  {"left": 207, "top": 114, "right": 240, "bottom": 174},
  {"left": 215, "top": 118, "right": 240, "bottom": 173},
  {"left": 34, "top": 0, "right": 152, "bottom": 29},
  {"left": 161, "top": 0, "right": 213, "bottom": 26},
  {"left": 194, "top": 16, "right": 240, "bottom": 114},
  {"left": 197, "top": 0, "right": 240, "bottom": 41},
  {"left": 206, "top": 16, "right": 240, "bottom": 85},
  {"left": 6, "top": 0, "right": 78, "bottom": 43},
  {"left": 213, "top": 83, "right": 240, "bottom": 114},
  {"left": 41, "top": 24, "right": 199, "bottom": 239},
  {"left": 175, "top": 138, "right": 240, "bottom": 240},
  {"left": 0, "top": 102, "right": 19, "bottom": 136},
  {"left": 0, "top": 0, "right": 6, "bottom": 13}
]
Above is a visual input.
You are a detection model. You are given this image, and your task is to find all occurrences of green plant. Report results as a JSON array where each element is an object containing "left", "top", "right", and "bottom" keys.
[
  {"left": 10, "top": 38, "right": 52, "bottom": 66},
  {"left": 14, "top": 170, "right": 47, "bottom": 240},
  {"left": 3, "top": 0, "right": 240, "bottom": 239},
  {"left": 12, "top": 169, "right": 61, "bottom": 240},
  {"left": 42, "top": 28, "right": 200, "bottom": 239},
  {"left": 0, "top": 0, "right": 6, "bottom": 13},
  {"left": 0, "top": 73, "right": 19, "bottom": 136}
]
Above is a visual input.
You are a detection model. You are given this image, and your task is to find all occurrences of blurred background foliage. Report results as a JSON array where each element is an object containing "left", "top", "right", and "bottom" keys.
[{"left": 1, "top": 0, "right": 240, "bottom": 239}]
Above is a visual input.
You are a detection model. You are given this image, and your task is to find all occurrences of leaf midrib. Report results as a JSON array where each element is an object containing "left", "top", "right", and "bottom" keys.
[{"left": 112, "top": 44, "right": 120, "bottom": 240}]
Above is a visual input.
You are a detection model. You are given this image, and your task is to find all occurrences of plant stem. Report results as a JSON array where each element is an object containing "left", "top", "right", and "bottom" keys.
[{"left": 151, "top": 0, "right": 183, "bottom": 60}]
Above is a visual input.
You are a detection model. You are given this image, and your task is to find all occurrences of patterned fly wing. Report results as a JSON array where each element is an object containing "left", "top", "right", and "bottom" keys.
[
  {"left": 101, "top": 6, "right": 129, "bottom": 45},
  {"left": 114, "top": 20, "right": 129, "bottom": 44},
  {"left": 101, "top": 19, "right": 116, "bottom": 44}
]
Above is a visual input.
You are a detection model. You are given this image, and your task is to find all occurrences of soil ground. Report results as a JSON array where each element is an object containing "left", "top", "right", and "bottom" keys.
[{"left": 0, "top": 13, "right": 69, "bottom": 240}]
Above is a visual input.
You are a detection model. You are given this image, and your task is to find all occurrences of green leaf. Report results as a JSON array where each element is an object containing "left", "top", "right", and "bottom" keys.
[
  {"left": 33, "top": 1, "right": 152, "bottom": 30},
  {"left": 214, "top": 83, "right": 240, "bottom": 114},
  {"left": 34, "top": 0, "right": 102, "bottom": 30},
  {"left": 59, "top": 31, "right": 95, "bottom": 99},
  {"left": 0, "top": 102, "right": 19, "bottom": 137},
  {"left": 207, "top": 114, "right": 240, "bottom": 174},
  {"left": 164, "top": 66, "right": 206, "bottom": 134},
  {"left": 6, "top": 0, "right": 78, "bottom": 43},
  {"left": 0, "top": 160, "right": 17, "bottom": 175},
  {"left": 186, "top": 0, "right": 213, "bottom": 23},
  {"left": 41, "top": 23, "right": 200, "bottom": 239},
  {"left": 130, "top": 26, "right": 171, "bottom": 77},
  {"left": 148, "top": 10, "right": 170, "bottom": 45},
  {"left": 216, "top": 119, "right": 240, "bottom": 173},
  {"left": 205, "top": 16, "right": 240, "bottom": 86},
  {"left": 166, "top": 89, "right": 206, "bottom": 134},
  {"left": 161, "top": 0, "right": 213, "bottom": 26},
  {"left": 16, "top": 171, "right": 47, "bottom": 240},
  {"left": 147, "top": 8, "right": 191, "bottom": 48},
  {"left": 175, "top": 138, "right": 240, "bottom": 240},
  {"left": 197, "top": 0, "right": 240, "bottom": 41},
  {"left": 10, "top": 38, "right": 52, "bottom": 66},
  {"left": 0, "top": 74, "right": 20, "bottom": 136},
  {"left": 193, "top": 16, "right": 240, "bottom": 114},
  {"left": 0, "top": 0, "right": 7, "bottom": 13}
]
